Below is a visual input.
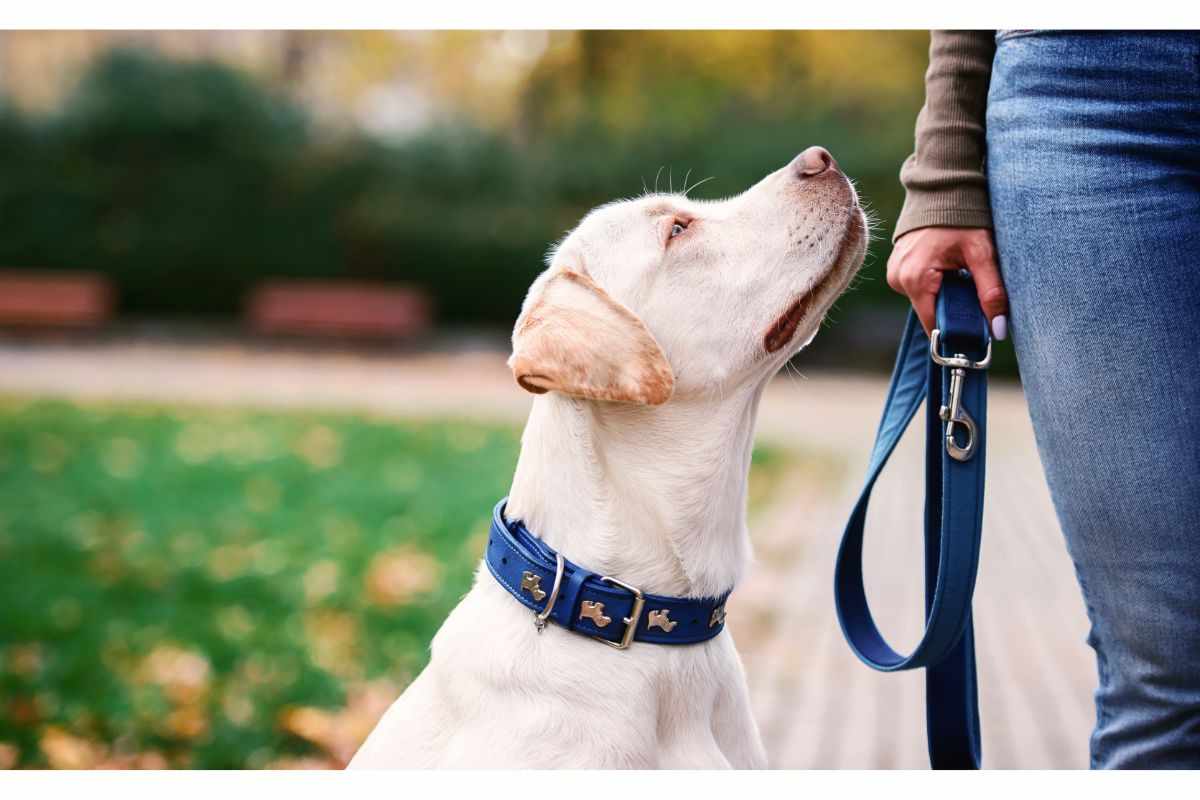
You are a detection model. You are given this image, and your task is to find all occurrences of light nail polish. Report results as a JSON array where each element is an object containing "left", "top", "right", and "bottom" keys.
[{"left": 992, "top": 315, "right": 1008, "bottom": 342}]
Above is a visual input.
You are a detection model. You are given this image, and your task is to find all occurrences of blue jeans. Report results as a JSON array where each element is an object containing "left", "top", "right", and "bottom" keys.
[{"left": 986, "top": 31, "right": 1200, "bottom": 768}]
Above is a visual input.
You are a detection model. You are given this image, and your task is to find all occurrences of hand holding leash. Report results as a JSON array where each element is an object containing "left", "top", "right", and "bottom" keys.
[{"left": 888, "top": 226, "right": 1008, "bottom": 341}]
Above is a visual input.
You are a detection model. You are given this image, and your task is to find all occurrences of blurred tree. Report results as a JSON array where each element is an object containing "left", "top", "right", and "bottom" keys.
[
  {"left": 0, "top": 50, "right": 317, "bottom": 314},
  {"left": 0, "top": 33, "right": 978, "bottom": 371}
]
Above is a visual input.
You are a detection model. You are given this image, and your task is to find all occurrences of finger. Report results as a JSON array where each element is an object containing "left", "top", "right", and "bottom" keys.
[
  {"left": 913, "top": 292, "right": 937, "bottom": 337},
  {"left": 885, "top": 250, "right": 905, "bottom": 294},
  {"left": 901, "top": 267, "right": 942, "bottom": 336},
  {"left": 899, "top": 262, "right": 943, "bottom": 300},
  {"left": 885, "top": 264, "right": 901, "bottom": 294},
  {"left": 963, "top": 239, "right": 1009, "bottom": 337}
]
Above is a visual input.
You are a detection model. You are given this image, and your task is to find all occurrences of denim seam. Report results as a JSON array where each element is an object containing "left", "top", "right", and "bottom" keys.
[{"left": 1078, "top": 571, "right": 1110, "bottom": 770}]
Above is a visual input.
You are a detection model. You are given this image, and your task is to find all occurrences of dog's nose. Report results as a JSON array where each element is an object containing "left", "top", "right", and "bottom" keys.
[{"left": 792, "top": 146, "right": 837, "bottom": 178}]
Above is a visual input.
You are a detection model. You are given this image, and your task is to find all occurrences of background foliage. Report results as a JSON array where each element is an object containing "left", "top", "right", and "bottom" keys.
[{"left": 0, "top": 33, "right": 939, "bottom": 367}]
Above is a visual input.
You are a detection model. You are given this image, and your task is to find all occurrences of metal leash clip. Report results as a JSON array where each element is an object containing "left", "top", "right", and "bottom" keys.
[
  {"left": 533, "top": 553, "right": 566, "bottom": 632},
  {"left": 930, "top": 330, "right": 992, "bottom": 462}
]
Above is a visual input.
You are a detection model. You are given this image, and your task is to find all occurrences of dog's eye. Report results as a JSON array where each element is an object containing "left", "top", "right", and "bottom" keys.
[{"left": 670, "top": 221, "right": 688, "bottom": 239}]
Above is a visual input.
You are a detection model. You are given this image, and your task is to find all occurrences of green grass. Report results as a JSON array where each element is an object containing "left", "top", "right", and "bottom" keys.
[{"left": 0, "top": 396, "right": 789, "bottom": 769}]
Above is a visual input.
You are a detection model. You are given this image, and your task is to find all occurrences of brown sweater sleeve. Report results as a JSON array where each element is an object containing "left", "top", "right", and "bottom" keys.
[{"left": 893, "top": 30, "right": 996, "bottom": 242}]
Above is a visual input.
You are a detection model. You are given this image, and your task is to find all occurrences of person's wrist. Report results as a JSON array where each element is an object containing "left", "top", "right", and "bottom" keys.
[{"left": 893, "top": 208, "right": 994, "bottom": 244}]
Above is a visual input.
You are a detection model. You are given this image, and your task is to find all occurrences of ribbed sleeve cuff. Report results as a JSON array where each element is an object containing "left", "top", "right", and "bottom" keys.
[{"left": 893, "top": 197, "right": 993, "bottom": 243}]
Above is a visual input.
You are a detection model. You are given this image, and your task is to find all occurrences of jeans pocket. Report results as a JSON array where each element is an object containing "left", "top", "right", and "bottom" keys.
[{"left": 995, "top": 30, "right": 1040, "bottom": 44}]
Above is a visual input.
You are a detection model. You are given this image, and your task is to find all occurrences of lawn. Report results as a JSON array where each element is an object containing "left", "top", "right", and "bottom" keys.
[{"left": 0, "top": 396, "right": 788, "bottom": 769}]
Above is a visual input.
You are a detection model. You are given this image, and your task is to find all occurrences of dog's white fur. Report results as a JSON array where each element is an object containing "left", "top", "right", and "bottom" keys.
[{"left": 350, "top": 151, "right": 867, "bottom": 769}]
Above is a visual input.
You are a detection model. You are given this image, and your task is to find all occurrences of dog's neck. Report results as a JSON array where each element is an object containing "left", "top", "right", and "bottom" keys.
[{"left": 505, "top": 383, "right": 765, "bottom": 598}]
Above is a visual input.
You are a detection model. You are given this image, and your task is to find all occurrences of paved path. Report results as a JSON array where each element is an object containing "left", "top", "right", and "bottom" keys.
[
  {"left": 0, "top": 340, "right": 1096, "bottom": 768},
  {"left": 749, "top": 374, "right": 1095, "bottom": 768}
]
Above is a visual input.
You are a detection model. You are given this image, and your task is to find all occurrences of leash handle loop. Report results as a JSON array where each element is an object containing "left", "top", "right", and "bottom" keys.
[{"left": 834, "top": 271, "right": 988, "bottom": 769}]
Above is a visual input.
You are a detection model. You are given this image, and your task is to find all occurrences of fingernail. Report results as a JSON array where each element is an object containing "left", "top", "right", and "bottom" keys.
[{"left": 992, "top": 314, "right": 1008, "bottom": 341}]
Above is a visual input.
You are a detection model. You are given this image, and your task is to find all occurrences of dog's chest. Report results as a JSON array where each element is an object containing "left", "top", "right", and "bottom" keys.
[{"left": 444, "top": 579, "right": 732, "bottom": 709}]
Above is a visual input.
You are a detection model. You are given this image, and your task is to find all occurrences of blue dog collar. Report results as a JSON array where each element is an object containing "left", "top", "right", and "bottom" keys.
[{"left": 485, "top": 499, "right": 731, "bottom": 649}]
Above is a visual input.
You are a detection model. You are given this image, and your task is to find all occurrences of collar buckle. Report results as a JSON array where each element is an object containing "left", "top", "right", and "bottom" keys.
[{"left": 596, "top": 576, "right": 645, "bottom": 650}]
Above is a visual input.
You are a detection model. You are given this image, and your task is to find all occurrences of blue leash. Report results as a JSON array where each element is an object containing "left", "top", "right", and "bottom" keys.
[{"left": 834, "top": 271, "right": 991, "bottom": 769}]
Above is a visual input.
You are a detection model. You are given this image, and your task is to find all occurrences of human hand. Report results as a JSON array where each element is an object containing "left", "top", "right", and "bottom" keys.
[{"left": 886, "top": 227, "right": 1008, "bottom": 340}]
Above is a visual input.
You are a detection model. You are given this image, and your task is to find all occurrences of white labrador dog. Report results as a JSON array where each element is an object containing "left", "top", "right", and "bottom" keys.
[{"left": 350, "top": 147, "right": 866, "bottom": 769}]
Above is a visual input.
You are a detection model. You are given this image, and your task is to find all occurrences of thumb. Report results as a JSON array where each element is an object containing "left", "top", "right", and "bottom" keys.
[{"left": 965, "top": 242, "right": 1009, "bottom": 340}]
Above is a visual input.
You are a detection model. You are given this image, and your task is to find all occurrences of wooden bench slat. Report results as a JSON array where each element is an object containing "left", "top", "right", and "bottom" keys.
[
  {"left": 0, "top": 271, "right": 113, "bottom": 327},
  {"left": 246, "top": 280, "right": 432, "bottom": 339}
]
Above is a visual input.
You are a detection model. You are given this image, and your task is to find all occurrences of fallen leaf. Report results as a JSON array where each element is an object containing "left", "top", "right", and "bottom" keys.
[
  {"left": 40, "top": 726, "right": 106, "bottom": 769},
  {"left": 293, "top": 426, "right": 341, "bottom": 469},
  {"left": 364, "top": 545, "right": 441, "bottom": 606},
  {"left": 96, "top": 749, "right": 169, "bottom": 769},
  {"left": 264, "top": 755, "right": 338, "bottom": 770},
  {"left": 6, "top": 643, "right": 44, "bottom": 677},
  {"left": 163, "top": 704, "right": 209, "bottom": 740},
  {"left": 139, "top": 645, "right": 212, "bottom": 704},
  {"left": 0, "top": 742, "right": 19, "bottom": 769},
  {"left": 279, "top": 680, "right": 398, "bottom": 766},
  {"left": 303, "top": 560, "right": 340, "bottom": 604},
  {"left": 304, "top": 610, "right": 361, "bottom": 679}
]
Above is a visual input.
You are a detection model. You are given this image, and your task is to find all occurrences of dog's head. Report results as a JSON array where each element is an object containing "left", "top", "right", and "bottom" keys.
[{"left": 509, "top": 147, "right": 867, "bottom": 404}]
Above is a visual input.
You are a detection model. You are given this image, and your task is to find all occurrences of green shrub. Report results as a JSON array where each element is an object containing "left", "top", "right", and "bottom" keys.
[
  {"left": 0, "top": 48, "right": 915, "bottom": 321},
  {"left": 0, "top": 45, "right": 1023, "bottom": 372}
]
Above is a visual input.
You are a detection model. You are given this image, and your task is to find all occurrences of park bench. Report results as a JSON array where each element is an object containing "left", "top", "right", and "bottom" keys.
[
  {"left": 245, "top": 280, "right": 432, "bottom": 340},
  {"left": 0, "top": 271, "right": 114, "bottom": 328}
]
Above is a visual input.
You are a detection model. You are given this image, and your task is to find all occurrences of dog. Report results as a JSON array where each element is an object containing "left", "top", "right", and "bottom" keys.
[{"left": 349, "top": 147, "right": 867, "bottom": 768}]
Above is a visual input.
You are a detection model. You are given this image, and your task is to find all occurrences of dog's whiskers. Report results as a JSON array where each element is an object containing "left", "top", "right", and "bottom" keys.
[{"left": 684, "top": 175, "right": 716, "bottom": 197}]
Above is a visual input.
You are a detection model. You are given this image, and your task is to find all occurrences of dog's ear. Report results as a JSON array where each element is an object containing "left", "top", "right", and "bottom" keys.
[{"left": 509, "top": 270, "right": 674, "bottom": 405}]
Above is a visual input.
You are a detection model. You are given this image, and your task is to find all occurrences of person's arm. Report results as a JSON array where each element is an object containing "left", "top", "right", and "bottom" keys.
[
  {"left": 887, "top": 30, "right": 1009, "bottom": 339},
  {"left": 895, "top": 30, "right": 996, "bottom": 238}
]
